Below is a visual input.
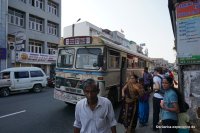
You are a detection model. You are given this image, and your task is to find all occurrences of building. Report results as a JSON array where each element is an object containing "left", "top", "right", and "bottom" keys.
[
  {"left": 5, "top": 0, "right": 61, "bottom": 77},
  {"left": 63, "top": 21, "right": 141, "bottom": 54},
  {"left": 151, "top": 58, "right": 169, "bottom": 68},
  {"left": 0, "top": 0, "right": 8, "bottom": 71}
]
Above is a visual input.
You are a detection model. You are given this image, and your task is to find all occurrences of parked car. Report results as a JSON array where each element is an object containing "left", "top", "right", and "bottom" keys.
[{"left": 0, "top": 67, "right": 47, "bottom": 97}]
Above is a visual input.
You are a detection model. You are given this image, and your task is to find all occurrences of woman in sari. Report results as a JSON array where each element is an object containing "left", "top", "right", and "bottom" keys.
[
  {"left": 138, "top": 78, "right": 150, "bottom": 127},
  {"left": 118, "top": 74, "right": 141, "bottom": 133}
]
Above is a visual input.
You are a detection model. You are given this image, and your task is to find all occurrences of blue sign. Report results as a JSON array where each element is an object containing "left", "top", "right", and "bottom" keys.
[{"left": 0, "top": 48, "right": 6, "bottom": 59}]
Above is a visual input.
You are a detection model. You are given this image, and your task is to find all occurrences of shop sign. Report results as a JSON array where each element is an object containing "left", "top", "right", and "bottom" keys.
[
  {"left": 178, "top": 55, "right": 200, "bottom": 64},
  {"left": 0, "top": 48, "right": 6, "bottom": 59},
  {"left": 17, "top": 52, "right": 56, "bottom": 64},
  {"left": 176, "top": 1, "right": 200, "bottom": 64}
]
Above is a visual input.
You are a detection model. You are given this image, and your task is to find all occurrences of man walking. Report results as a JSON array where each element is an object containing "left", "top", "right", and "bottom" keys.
[
  {"left": 152, "top": 67, "right": 164, "bottom": 132},
  {"left": 143, "top": 67, "right": 152, "bottom": 91},
  {"left": 74, "top": 78, "right": 117, "bottom": 133}
]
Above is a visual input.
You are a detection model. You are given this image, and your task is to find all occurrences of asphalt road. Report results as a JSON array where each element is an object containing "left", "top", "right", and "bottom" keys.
[
  {"left": 0, "top": 88, "right": 75, "bottom": 133},
  {"left": 0, "top": 88, "right": 158, "bottom": 133}
]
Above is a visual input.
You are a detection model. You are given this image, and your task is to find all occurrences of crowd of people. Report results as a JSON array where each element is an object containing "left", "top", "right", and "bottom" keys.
[{"left": 73, "top": 67, "right": 191, "bottom": 133}]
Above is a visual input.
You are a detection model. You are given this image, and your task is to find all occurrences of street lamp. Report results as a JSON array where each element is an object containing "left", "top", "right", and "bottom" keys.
[{"left": 72, "top": 18, "right": 81, "bottom": 37}]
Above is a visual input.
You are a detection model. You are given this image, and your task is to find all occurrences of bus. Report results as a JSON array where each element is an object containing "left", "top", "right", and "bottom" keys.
[{"left": 54, "top": 36, "right": 152, "bottom": 105}]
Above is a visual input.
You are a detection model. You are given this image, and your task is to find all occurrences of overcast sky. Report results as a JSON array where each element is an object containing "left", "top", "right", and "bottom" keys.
[{"left": 61, "top": 0, "right": 176, "bottom": 63}]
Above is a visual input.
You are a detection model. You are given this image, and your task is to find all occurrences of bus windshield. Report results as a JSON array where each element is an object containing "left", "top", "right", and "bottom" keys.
[
  {"left": 76, "top": 48, "right": 102, "bottom": 69},
  {"left": 57, "top": 49, "right": 75, "bottom": 68}
]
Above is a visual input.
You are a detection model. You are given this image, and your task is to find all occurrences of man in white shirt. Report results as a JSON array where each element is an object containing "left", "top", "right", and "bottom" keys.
[
  {"left": 152, "top": 67, "right": 164, "bottom": 131},
  {"left": 74, "top": 78, "right": 117, "bottom": 133}
]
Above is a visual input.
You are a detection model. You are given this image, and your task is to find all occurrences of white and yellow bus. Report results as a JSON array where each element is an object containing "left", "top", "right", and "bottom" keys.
[{"left": 54, "top": 36, "right": 152, "bottom": 105}]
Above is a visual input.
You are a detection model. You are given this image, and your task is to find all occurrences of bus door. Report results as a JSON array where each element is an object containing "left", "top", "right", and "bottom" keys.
[{"left": 120, "top": 57, "right": 127, "bottom": 93}]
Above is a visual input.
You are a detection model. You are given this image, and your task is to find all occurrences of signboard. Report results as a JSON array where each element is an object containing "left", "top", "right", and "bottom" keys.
[
  {"left": 64, "top": 36, "right": 92, "bottom": 45},
  {"left": 15, "top": 32, "right": 26, "bottom": 51},
  {"left": 17, "top": 52, "right": 56, "bottom": 64},
  {"left": 176, "top": 1, "right": 200, "bottom": 64},
  {"left": 0, "top": 48, "right": 6, "bottom": 59}
]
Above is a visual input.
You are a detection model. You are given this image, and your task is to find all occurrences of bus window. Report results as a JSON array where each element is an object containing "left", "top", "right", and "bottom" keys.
[
  {"left": 76, "top": 48, "right": 102, "bottom": 69},
  {"left": 108, "top": 50, "right": 120, "bottom": 68},
  {"left": 57, "top": 49, "right": 75, "bottom": 68}
]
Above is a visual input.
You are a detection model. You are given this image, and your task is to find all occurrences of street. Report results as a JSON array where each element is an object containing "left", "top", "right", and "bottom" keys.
[
  {"left": 0, "top": 88, "right": 158, "bottom": 133},
  {"left": 0, "top": 88, "right": 75, "bottom": 133}
]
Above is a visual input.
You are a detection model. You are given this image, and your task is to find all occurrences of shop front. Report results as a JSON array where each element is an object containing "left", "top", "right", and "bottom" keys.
[{"left": 15, "top": 51, "right": 57, "bottom": 76}]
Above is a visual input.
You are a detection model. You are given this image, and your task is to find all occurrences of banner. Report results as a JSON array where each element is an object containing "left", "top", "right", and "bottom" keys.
[
  {"left": 17, "top": 52, "right": 56, "bottom": 64},
  {"left": 176, "top": 1, "right": 200, "bottom": 64}
]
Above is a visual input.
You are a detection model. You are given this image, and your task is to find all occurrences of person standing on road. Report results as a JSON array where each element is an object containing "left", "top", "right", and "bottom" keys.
[
  {"left": 152, "top": 67, "right": 164, "bottom": 131},
  {"left": 143, "top": 67, "right": 153, "bottom": 91},
  {"left": 118, "top": 74, "right": 141, "bottom": 133},
  {"left": 160, "top": 76, "right": 179, "bottom": 133},
  {"left": 74, "top": 78, "right": 117, "bottom": 133}
]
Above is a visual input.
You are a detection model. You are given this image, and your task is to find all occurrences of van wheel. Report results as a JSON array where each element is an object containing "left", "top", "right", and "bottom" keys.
[
  {"left": 0, "top": 88, "right": 10, "bottom": 97},
  {"left": 33, "top": 84, "right": 42, "bottom": 93}
]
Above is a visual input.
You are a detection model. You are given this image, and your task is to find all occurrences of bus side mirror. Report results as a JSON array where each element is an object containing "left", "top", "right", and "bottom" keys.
[{"left": 97, "top": 54, "right": 104, "bottom": 67}]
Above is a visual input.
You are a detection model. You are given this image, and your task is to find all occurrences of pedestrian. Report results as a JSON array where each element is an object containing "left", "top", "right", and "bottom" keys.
[
  {"left": 160, "top": 76, "right": 179, "bottom": 133},
  {"left": 73, "top": 78, "right": 117, "bottom": 133},
  {"left": 138, "top": 78, "right": 150, "bottom": 127},
  {"left": 152, "top": 67, "right": 164, "bottom": 131},
  {"left": 143, "top": 67, "right": 153, "bottom": 91},
  {"left": 118, "top": 74, "right": 141, "bottom": 133},
  {"left": 178, "top": 102, "right": 191, "bottom": 133}
]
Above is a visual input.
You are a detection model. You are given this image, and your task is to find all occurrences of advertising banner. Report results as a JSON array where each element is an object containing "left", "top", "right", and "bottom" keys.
[
  {"left": 176, "top": 1, "right": 200, "bottom": 64},
  {"left": 17, "top": 52, "right": 56, "bottom": 64}
]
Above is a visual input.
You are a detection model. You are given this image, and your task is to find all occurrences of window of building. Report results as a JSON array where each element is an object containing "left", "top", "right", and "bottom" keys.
[
  {"left": 47, "top": 21, "right": 58, "bottom": 36},
  {"left": 20, "top": 0, "right": 26, "bottom": 3},
  {"left": 8, "top": 8, "right": 25, "bottom": 27},
  {"left": 108, "top": 50, "right": 120, "bottom": 68},
  {"left": 29, "top": 15, "right": 43, "bottom": 32},
  {"left": 29, "top": 0, "right": 43, "bottom": 10},
  {"left": 48, "top": 1, "right": 58, "bottom": 16},
  {"left": 29, "top": 40, "right": 43, "bottom": 53},
  {"left": 47, "top": 42, "right": 58, "bottom": 54}
]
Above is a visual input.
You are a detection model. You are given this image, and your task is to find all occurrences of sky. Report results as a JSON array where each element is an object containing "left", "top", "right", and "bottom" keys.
[{"left": 61, "top": 0, "right": 176, "bottom": 63}]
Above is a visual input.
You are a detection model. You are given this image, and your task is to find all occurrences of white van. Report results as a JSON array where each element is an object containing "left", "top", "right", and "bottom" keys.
[{"left": 0, "top": 67, "right": 47, "bottom": 97}]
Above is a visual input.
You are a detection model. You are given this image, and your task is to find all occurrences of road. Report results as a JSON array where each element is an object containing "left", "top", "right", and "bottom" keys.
[
  {"left": 0, "top": 88, "right": 158, "bottom": 133},
  {"left": 0, "top": 88, "right": 75, "bottom": 133}
]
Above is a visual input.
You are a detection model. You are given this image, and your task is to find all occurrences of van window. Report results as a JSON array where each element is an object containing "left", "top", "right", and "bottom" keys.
[
  {"left": 14, "top": 71, "right": 29, "bottom": 79},
  {"left": 30, "top": 70, "right": 44, "bottom": 77}
]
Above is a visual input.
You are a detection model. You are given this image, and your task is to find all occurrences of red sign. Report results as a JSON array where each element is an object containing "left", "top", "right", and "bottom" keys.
[
  {"left": 176, "top": 1, "right": 200, "bottom": 19},
  {"left": 64, "top": 36, "right": 92, "bottom": 45}
]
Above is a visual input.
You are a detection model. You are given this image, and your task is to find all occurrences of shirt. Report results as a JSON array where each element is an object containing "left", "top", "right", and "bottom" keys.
[
  {"left": 153, "top": 74, "right": 164, "bottom": 99},
  {"left": 74, "top": 96, "right": 117, "bottom": 133},
  {"left": 143, "top": 72, "right": 151, "bottom": 85},
  {"left": 162, "top": 89, "right": 178, "bottom": 120},
  {"left": 178, "top": 112, "right": 189, "bottom": 127}
]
